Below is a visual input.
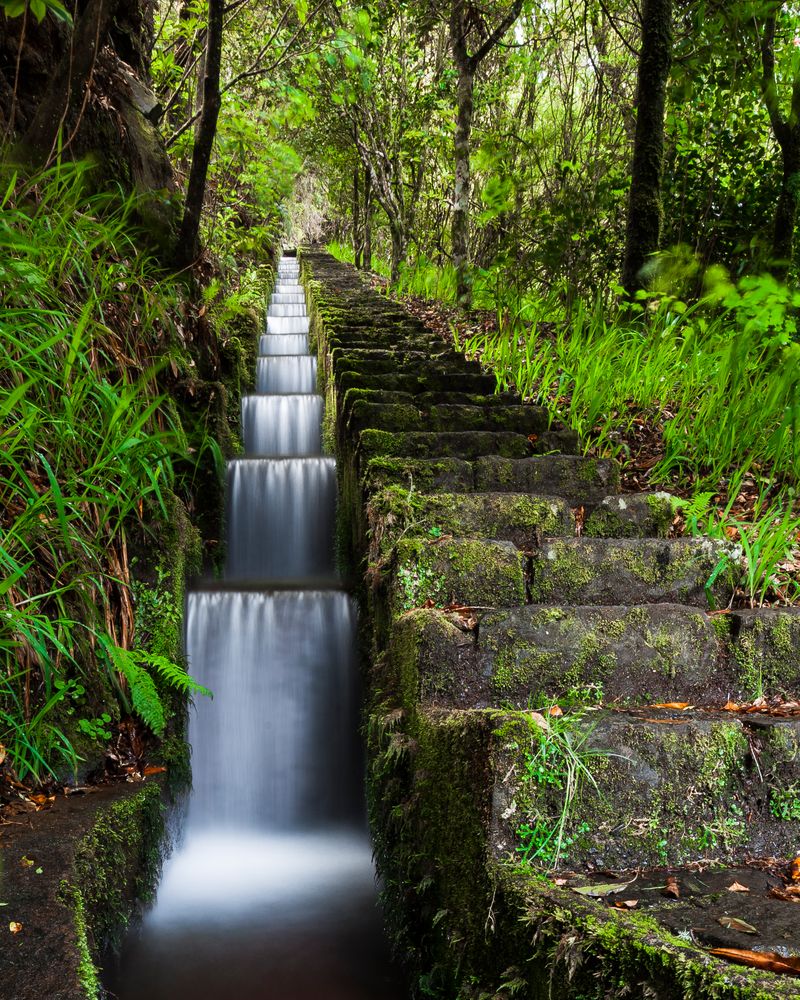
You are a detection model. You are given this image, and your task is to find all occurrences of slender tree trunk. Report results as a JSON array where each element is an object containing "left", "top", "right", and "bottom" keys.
[
  {"left": 352, "top": 165, "right": 362, "bottom": 268},
  {"left": 452, "top": 53, "right": 474, "bottom": 309},
  {"left": 772, "top": 138, "right": 799, "bottom": 278},
  {"left": 621, "top": 0, "right": 673, "bottom": 295},
  {"left": 174, "top": 0, "right": 224, "bottom": 270},
  {"left": 17, "top": 0, "right": 121, "bottom": 165},
  {"left": 362, "top": 164, "right": 372, "bottom": 271},
  {"left": 390, "top": 223, "right": 406, "bottom": 282},
  {"left": 760, "top": 11, "right": 799, "bottom": 280}
]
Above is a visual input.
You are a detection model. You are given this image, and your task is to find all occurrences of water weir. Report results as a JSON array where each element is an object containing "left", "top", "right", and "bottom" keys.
[{"left": 109, "top": 257, "right": 405, "bottom": 999}]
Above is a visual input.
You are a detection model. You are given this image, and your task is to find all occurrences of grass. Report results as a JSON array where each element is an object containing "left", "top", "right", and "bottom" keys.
[{"left": 0, "top": 162, "right": 210, "bottom": 783}]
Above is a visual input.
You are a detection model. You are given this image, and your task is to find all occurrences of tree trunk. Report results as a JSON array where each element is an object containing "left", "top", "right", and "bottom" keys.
[
  {"left": 452, "top": 51, "right": 474, "bottom": 309},
  {"left": 772, "top": 136, "right": 799, "bottom": 279},
  {"left": 174, "top": 0, "right": 224, "bottom": 271},
  {"left": 760, "top": 10, "right": 799, "bottom": 281},
  {"left": 621, "top": 0, "right": 673, "bottom": 295},
  {"left": 390, "top": 223, "right": 406, "bottom": 282},
  {"left": 17, "top": 0, "right": 121, "bottom": 166},
  {"left": 352, "top": 165, "right": 362, "bottom": 268},
  {"left": 362, "top": 164, "right": 372, "bottom": 271}
]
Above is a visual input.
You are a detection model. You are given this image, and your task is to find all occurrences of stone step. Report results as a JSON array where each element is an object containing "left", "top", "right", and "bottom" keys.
[
  {"left": 367, "top": 490, "right": 574, "bottom": 560},
  {"left": 386, "top": 537, "right": 527, "bottom": 615},
  {"left": 337, "top": 371, "right": 498, "bottom": 396},
  {"left": 474, "top": 455, "right": 620, "bottom": 501},
  {"left": 346, "top": 399, "right": 553, "bottom": 437},
  {"left": 334, "top": 356, "right": 485, "bottom": 381},
  {"left": 530, "top": 537, "right": 736, "bottom": 607},
  {"left": 489, "top": 707, "right": 800, "bottom": 870},
  {"left": 391, "top": 603, "right": 800, "bottom": 708},
  {"left": 364, "top": 454, "right": 616, "bottom": 500},
  {"left": 339, "top": 388, "right": 523, "bottom": 418},
  {"left": 357, "top": 429, "right": 580, "bottom": 465}
]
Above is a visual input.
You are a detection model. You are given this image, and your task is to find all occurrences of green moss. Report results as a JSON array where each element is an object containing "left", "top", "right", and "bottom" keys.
[{"left": 529, "top": 540, "right": 598, "bottom": 601}]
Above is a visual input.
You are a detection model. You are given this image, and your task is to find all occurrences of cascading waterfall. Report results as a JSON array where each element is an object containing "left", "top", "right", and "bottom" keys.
[{"left": 110, "top": 255, "right": 405, "bottom": 1000}]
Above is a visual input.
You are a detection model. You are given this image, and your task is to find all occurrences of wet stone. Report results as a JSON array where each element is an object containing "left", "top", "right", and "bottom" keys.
[
  {"left": 474, "top": 455, "right": 619, "bottom": 501},
  {"left": 529, "top": 537, "right": 737, "bottom": 607}
]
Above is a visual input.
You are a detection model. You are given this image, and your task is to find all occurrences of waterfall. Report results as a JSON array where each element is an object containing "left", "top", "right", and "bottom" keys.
[
  {"left": 109, "top": 254, "right": 404, "bottom": 999},
  {"left": 256, "top": 355, "right": 317, "bottom": 394},
  {"left": 225, "top": 458, "right": 336, "bottom": 579},
  {"left": 241, "top": 394, "right": 323, "bottom": 455}
]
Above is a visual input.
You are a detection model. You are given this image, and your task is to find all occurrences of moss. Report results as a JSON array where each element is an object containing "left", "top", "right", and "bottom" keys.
[{"left": 529, "top": 539, "right": 598, "bottom": 601}]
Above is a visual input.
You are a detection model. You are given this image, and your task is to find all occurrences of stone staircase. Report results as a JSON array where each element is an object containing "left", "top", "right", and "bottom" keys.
[{"left": 301, "top": 248, "right": 800, "bottom": 1000}]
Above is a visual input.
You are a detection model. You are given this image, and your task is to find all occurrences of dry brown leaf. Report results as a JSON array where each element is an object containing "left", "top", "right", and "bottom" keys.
[
  {"left": 709, "top": 948, "right": 800, "bottom": 976},
  {"left": 662, "top": 876, "right": 680, "bottom": 899},
  {"left": 722, "top": 700, "right": 741, "bottom": 711},
  {"left": 545, "top": 705, "right": 564, "bottom": 718},
  {"left": 769, "top": 886, "right": 800, "bottom": 903},
  {"left": 789, "top": 857, "right": 800, "bottom": 883},
  {"left": 650, "top": 702, "right": 692, "bottom": 710},
  {"left": 726, "top": 881, "right": 750, "bottom": 893},
  {"left": 718, "top": 915, "right": 759, "bottom": 935},
  {"left": 612, "top": 899, "right": 639, "bottom": 909},
  {"left": 528, "top": 711, "right": 550, "bottom": 731},
  {"left": 8, "top": 922, "right": 22, "bottom": 934},
  {"left": 143, "top": 765, "right": 167, "bottom": 776}
]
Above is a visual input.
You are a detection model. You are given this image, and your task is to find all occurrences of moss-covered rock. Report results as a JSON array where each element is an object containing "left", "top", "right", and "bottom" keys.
[
  {"left": 475, "top": 454, "right": 620, "bottom": 500},
  {"left": 529, "top": 537, "right": 737, "bottom": 607},
  {"left": 584, "top": 492, "right": 675, "bottom": 538}
]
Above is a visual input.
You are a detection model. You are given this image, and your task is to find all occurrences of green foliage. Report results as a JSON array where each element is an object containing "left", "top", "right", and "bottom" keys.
[
  {"left": 0, "top": 0, "right": 71, "bottom": 23},
  {"left": 0, "top": 163, "right": 210, "bottom": 781},
  {"left": 770, "top": 784, "right": 800, "bottom": 822}
]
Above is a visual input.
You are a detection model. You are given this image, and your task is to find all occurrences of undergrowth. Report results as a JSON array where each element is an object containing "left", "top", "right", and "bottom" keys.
[{"left": 0, "top": 162, "right": 211, "bottom": 784}]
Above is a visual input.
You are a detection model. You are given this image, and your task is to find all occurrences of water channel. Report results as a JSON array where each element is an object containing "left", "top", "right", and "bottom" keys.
[{"left": 108, "top": 256, "right": 406, "bottom": 999}]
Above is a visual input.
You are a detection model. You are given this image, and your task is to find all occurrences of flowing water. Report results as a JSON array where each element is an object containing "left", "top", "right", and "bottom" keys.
[{"left": 109, "top": 256, "right": 406, "bottom": 1000}]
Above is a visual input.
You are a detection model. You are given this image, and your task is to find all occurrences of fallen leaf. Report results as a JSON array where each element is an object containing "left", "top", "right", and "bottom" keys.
[
  {"left": 718, "top": 916, "right": 759, "bottom": 935},
  {"left": 8, "top": 922, "right": 22, "bottom": 934},
  {"left": 571, "top": 881, "right": 634, "bottom": 897},
  {"left": 528, "top": 711, "right": 550, "bottom": 731},
  {"left": 769, "top": 886, "right": 800, "bottom": 903},
  {"left": 722, "top": 700, "right": 741, "bottom": 711},
  {"left": 553, "top": 877, "right": 569, "bottom": 886},
  {"left": 727, "top": 881, "right": 750, "bottom": 893},
  {"left": 143, "top": 765, "right": 167, "bottom": 776},
  {"left": 612, "top": 899, "right": 639, "bottom": 909},
  {"left": 709, "top": 948, "right": 800, "bottom": 976},
  {"left": 19, "top": 856, "right": 34, "bottom": 867},
  {"left": 545, "top": 705, "right": 564, "bottom": 718},
  {"left": 662, "top": 875, "right": 680, "bottom": 899},
  {"left": 790, "top": 857, "right": 800, "bottom": 883},
  {"left": 650, "top": 702, "right": 692, "bottom": 710}
]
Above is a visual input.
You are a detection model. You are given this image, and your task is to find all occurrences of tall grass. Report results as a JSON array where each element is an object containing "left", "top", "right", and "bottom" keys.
[{"left": 0, "top": 163, "right": 208, "bottom": 782}]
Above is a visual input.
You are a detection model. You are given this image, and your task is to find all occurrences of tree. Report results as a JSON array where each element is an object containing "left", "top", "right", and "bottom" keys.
[
  {"left": 174, "top": 0, "right": 224, "bottom": 270},
  {"left": 621, "top": 0, "right": 673, "bottom": 294},
  {"left": 759, "top": 2, "right": 800, "bottom": 280},
  {"left": 449, "top": 0, "right": 522, "bottom": 309}
]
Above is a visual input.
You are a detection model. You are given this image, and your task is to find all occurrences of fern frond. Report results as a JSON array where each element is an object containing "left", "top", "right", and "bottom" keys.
[
  {"left": 130, "top": 649, "right": 213, "bottom": 701},
  {"left": 102, "top": 641, "right": 166, "bottom": 737}
]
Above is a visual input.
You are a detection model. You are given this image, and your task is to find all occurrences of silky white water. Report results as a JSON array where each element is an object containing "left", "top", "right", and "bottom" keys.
[{"left": 110, "top": 255, "right": 404, "bottom": 1000}]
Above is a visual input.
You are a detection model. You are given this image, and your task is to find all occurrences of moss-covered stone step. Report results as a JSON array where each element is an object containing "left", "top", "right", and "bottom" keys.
[
  {"left": 337, "top": 370, "right": 498, "bottom": 395},
  {"left": 368, "top": 489, "right": 574, "bottom": 559},
  {"left": 474, "top": 454, "right": 620, "bottom": 500},
  {"left": 330, "top": 346, "right": 479, "bottom": 372},
  {"left": 584, "top": 491, "right": 675, "bottom": 537},
  {"left": 346, "top": 399, "right": 553, "bottom": 437},
  {"left": 386, "top": 537, "right": 527, "bottom": 614},
  {"left": 721, "top": 606, "right": 800, "bottom": 697},
  {"left": 357, "top": 429, "right": 575, "bottom": 464},
  {"left": 363, "top": 456, "right": 476, "bottom": 494},
  {"left": 332, "top": 355, "right": 480, "bottom": 381},
  {"left": 339, "top": 387, "right": 523, "bottom": 421},
  {"left": 530, "top": 537, "right": 736, "bottom": 607},
  {"left": 491, "top": 707, "right": 800, "bottom": 870}
]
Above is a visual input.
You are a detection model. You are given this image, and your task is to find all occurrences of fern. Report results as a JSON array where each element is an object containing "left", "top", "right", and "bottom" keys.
[
  {"left": 97, "top": 637, "right": 211, "bottom": 737},
  {"left": 671, "top": 491, "right": 716, "bottom": 533},
  {"left": 102, "top": 641, "right": 166, "bottom": 737},
  {"left": 129, "top": 649, "right": 212, "bottom": 701}
]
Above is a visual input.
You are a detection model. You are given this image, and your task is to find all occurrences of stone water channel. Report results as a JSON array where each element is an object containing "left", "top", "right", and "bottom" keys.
[{"left": 108, "top": 256, "right": 407, "bottom": 999}]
